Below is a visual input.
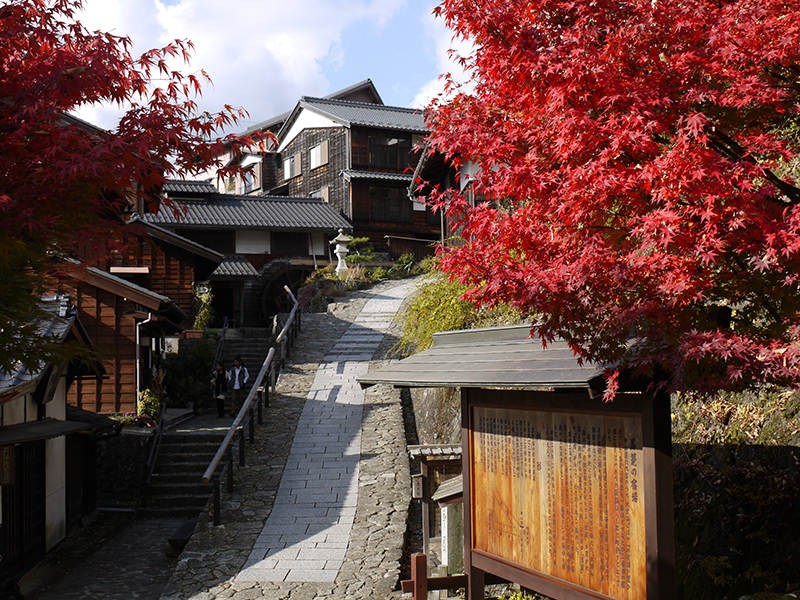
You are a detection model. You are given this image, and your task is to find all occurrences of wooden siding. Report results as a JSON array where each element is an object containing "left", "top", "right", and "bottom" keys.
[
  {"left": 68, "top": 284, "right": 138, "bottom": 415},
  {"left": 118, "top": 243, "right": 195, "bottom": 318},
  {"left": 350, "top": 181, "right": 440, "bottom": 251},
  {"left": 280, "top": 128, "right": 349, "bottom": 216}
]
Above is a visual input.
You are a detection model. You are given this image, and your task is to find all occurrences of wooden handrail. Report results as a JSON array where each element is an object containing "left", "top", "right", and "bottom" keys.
[{"left": 276, "top": 286, "right": 298, "bottom": 344}]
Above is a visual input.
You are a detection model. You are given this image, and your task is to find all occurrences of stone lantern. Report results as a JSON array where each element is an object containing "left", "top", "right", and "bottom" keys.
[{"left": 330, "top": 229, "right": 352, "bottom": 275}]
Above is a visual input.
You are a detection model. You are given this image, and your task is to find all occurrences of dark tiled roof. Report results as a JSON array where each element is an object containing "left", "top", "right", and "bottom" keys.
[
  {"left": 242, "top": 111, "right": 291, "bottom": 136},
  {"left": 143, "top": 196, "right": 352, "bottom": 231},
  {"left": 341, "top": 170, "right": 414, "bottom": 182},
  {"left": 212, "top": 255, "right": 259, "bottom": 278},
  {"left": 240, "top": 79, "right": 382, "bottom": 137},
  {"left": 163, "top": 180, "right": 218, "bottom": 195},
  {"left": 0, "top": 296, "right": 75, "bottom": 395},
  {"left": 299, "top": 97, "right": 429, "bottom": 133}
]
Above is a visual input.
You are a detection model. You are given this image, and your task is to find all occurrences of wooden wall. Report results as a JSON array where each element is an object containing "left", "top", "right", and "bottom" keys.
[
  {"left": 281, "top": 128, "right": 349, "bottom": 215},
  {"left": 118, "top": 242, "right": 195, "bottom": 322},
  {"left": 68, "top": 284, "right": 137, "bottom": 415}
]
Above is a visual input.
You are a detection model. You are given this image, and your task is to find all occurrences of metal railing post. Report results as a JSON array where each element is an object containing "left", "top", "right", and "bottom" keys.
[
  {"left": 249, "top": 407, "right": 255, "bottom": 443},
  {"left": 239, "top": 427, "right": 245, "bottom": 466},
  {"left": 213, "top": 479, "right": 221, "bottom": 526},
  {"left": 227, "top": 447, "right": 234, "bottom": 493},
  {"left": 257, "top": 387, "right": 263, "bottom": 425}
]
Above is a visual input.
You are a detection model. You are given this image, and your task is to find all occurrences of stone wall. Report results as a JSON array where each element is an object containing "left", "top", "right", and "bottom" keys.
[
  {"left": 96, "top": 428, "right": 152, "bottom": 508},
  {"left": 410, "top": 387, "right": 462, "bottom": 445}
]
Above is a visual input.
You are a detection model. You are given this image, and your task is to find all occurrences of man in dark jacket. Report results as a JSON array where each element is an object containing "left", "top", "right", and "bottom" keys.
[{"left": 227, "top": 357, "right": 249, "bottom": 417}]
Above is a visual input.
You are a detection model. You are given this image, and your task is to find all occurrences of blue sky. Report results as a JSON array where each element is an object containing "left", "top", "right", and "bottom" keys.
[{"left": 73, "top": 0, "right": 468, "bottom": 133}]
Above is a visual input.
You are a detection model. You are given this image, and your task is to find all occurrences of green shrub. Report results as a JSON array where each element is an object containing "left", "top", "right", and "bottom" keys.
[
  {"left": 137, "top": 387, "right": 161, "bottom": 419},
  {"left": 162, "top": 337, "right": 215, "bottom": 411},
  {"left": 369, "top": 266, "right": 389, "bottom": 281},
  {"left": 193, "top": 286, "right": 215, "bottom": 330},
  {"left": 344, "top": 253, "right": 373, "bottom": 265},
  {"left": 394, "top": 273, "right": 527, "bottom": 356}
]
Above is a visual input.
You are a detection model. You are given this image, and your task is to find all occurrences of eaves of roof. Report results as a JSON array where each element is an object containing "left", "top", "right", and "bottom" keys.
[
  {"left": 357, "top": 324, "right": 611, "bottom": 391},
  {"left": 130, "top": 215, "right": 224, "bottom": 264},
  {"left": 277, "top": 96, "right": 429, "bottom": 143},
  {"left": 211, "top": 255, "right": 259, "bottom": 278},
  {"left": 301, "top": 97, "right": 428, "bottom": 132},
  {"left": 74, "top": 265, "right": 187, "bottom": 327},
  {"left": 163, "top": 179, "right": 218, "bottom": 196},
  {"left": 341, "top": 170, "right": 414, "bottom": 183},
  {"left": 143, "top": 196, "right": 352, "bottom": 232},
  {"left": 238, "top": 79, "right": 382, "bottom": 137},
  {"left": 0, "top": 296, "right": 76, "bottom": 397}
]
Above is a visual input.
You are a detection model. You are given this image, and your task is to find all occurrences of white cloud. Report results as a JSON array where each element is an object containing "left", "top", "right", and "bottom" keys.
[
  {"left": 72, "top": 0, "right": 407, "bottom": 132},
  {"left": 411, "top": 2, "right": 475, "bottom": 109}
]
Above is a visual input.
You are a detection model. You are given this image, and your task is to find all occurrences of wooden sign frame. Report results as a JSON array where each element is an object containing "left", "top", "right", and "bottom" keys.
[{"left": 461, "top": 388, "right": 674, "bottom": 600}]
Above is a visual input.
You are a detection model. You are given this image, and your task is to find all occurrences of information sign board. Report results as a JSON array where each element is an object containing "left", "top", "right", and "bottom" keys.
[{"left": 464, "top": 389, "right": 673, "bottom": 600}]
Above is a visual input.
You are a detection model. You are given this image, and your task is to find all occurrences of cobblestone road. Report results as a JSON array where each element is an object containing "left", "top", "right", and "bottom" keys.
[{"left": 160, "top": 279, "right": 419, "bottom": 600}]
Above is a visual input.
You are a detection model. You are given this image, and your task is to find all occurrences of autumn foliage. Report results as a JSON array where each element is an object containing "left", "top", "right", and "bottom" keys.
[
  {"left": 426, "top": 0, "right": 800, "bottom": 396},
  {"left": 0, "top": 0, "right": 259, "bottom": 374}
]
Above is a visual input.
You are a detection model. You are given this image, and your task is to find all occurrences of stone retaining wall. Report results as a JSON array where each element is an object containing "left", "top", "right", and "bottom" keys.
[{"left": 96, "top": 428, "right": 152, "bottom": 508}]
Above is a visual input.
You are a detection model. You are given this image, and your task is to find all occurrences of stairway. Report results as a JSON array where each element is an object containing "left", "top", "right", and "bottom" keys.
[
  {"left": 141, "top": 429, "right": 227, "bottom": 518},
  {"left": 219, "top": 327, "right": 274, "bottom": 377}
]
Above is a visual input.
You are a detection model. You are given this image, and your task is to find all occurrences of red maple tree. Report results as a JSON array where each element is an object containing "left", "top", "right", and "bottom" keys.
[
  {"left": 426, "top": 0, "right": 800, "bottom": 396},
  {"left": 0, "top": 0, "right": 261, "bottom": 374}
]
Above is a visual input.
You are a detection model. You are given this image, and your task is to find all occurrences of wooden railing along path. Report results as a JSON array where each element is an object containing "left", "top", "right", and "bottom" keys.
[{"left": 201, "top": 286, "right": 302, "bottom": 526}]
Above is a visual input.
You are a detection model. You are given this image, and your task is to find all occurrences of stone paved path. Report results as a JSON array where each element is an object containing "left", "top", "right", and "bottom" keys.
[
  {"left": 160, "top": 278, "right": 420, "bottom": 600},
  {"left": 236, "top": 288, "right": 409, "bottom": 584}
]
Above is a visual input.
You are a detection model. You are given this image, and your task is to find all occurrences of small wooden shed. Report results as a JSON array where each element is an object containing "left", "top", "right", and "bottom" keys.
[{"left": 359, "top": 324, "right": 674, "bottom": 600}]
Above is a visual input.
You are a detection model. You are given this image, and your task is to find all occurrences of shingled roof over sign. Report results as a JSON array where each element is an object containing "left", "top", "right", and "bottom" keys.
[
  {"left": 143, "top": 195, "right": 352, "bottom": 232},
  {"left": 212, "top": 255, "right": 260, "bottom": 278}
]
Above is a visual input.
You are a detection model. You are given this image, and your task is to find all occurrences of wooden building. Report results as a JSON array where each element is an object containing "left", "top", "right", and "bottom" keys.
[
  {"left": 67, "top": 266, "right": 186, "bottom": 415},
  {"left": 0, "top": 297, "right": 107, "bottom": 584},
  {"left": 271, "top": 95, "right": 440, "bottom": 252},
  {"left": 148, "top": 182, "right": 352, "bottom": 326},
  {"left": 111, "top": 216, "right": 224, "bottom": 321},
  {"left": 201, "top": 80, "right": 443, "bottom": 255}
]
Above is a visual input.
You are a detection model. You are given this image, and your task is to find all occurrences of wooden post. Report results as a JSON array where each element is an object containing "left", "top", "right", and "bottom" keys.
[
  {"left": 411, "top": 553, "right": 428, "bottom": 600},
  {"left": 421, "top": 461, "right": 430, "bottom": 556}
]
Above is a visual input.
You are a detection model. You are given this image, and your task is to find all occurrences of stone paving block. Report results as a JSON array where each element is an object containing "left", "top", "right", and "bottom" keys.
[
  {"left": 284, "top": 569, "right": 337, "bottom": 583},
  {"left": 274, "top": 559, "right": 327, "bottom": 570},
  {"left": 234, "top": 568, "right": 289, "bottom": 583},
  {"left": 296, "top": 548, "right": 345, "bottom": 561},
  {"left": 264, "top": 547, "right": 301, "bottom": 560}
]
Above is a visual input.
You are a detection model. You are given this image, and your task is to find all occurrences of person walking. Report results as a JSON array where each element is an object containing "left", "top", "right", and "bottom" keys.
[
  {"left": 228, "top": 357, "right": 249, "bottom": 417},
  {"left": 211, "top": 361, "right": 228, "bottom": 418}
]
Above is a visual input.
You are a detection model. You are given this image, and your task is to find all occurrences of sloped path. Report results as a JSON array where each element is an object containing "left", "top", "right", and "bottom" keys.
[{"left": 160, "top": 279, "right": 420, "bottom": 600}]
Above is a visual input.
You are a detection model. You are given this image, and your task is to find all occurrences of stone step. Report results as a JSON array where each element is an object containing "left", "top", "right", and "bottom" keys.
[
  {"left": 161, "top": 432, "right": 227, "bottom": 445},
  {"left": 145, "top": 493, "right": 210, "bottom": 510},
  {"left": 139, "top": 505, "right": 209, "bottom": 519},
  {"left": 158, "top": 442, "right": 220, "bottom": 456},
  {"left": 147, "top": 481, "right": 210, "bottom": 496},
  {"left": 155, "top": 461, "right": 210, "bottom": 475},
  {"left": 150, "top": 472, "right": 204, "bottom": 485}
]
